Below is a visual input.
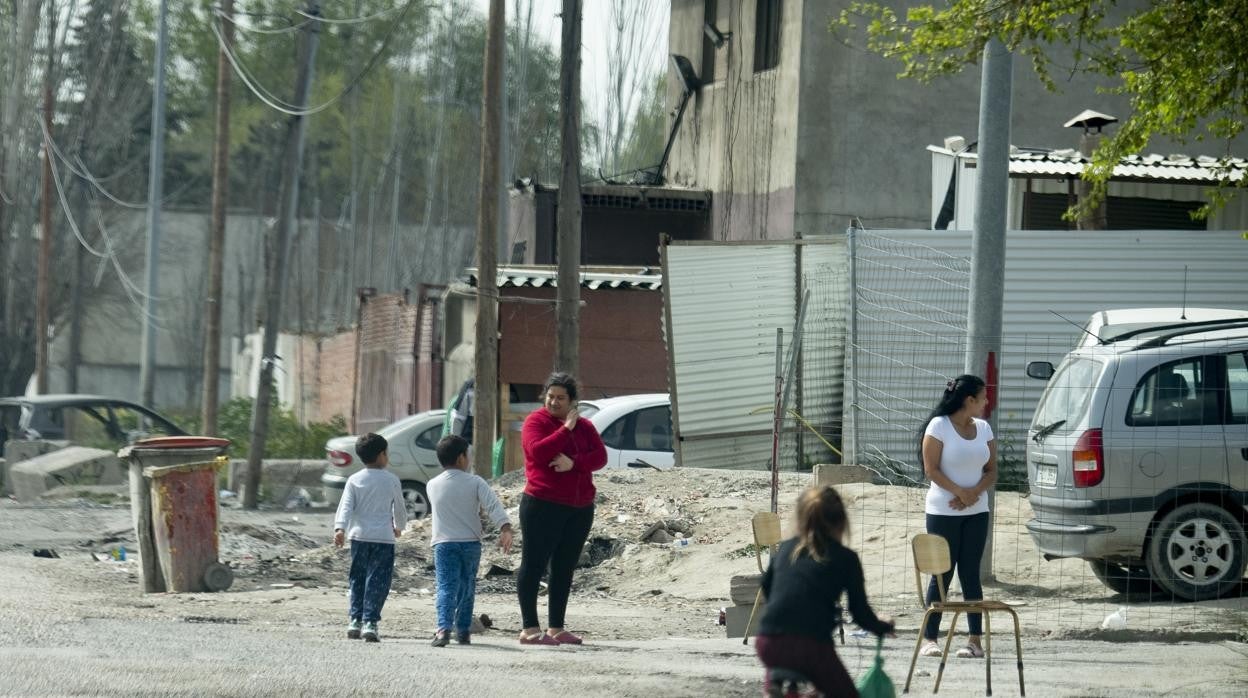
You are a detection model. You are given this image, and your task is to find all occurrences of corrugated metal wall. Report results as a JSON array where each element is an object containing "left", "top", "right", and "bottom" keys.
[
  {"left": 847, "top": 228, "right": 1248, "bottom": 485},
  {"left": 663, "top": 238, "right": 848, "bottom": 470}
]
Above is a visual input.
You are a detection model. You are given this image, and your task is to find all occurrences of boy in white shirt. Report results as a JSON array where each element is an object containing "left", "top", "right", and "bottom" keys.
[
  {"left": 427, "top": 435, "right": 513, "bottom": 647},
  {"left": 333, "top": 433, "right": 406, "bottom": 642}
]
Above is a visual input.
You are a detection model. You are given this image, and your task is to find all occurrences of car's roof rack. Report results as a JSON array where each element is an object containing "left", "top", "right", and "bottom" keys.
[
  {"left": 1107, "top": 316, "right": 1248, "bottom": 345},
  {"left": 1132, "top": 321, "right": 1248, "bottom": 349}
]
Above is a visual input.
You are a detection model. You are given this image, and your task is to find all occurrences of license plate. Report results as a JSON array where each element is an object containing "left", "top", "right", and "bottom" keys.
[{"left": 1034, "top": 464, "right": 1057, "bottom": 487}]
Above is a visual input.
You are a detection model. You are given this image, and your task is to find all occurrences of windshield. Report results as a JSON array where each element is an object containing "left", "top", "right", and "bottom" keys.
[{"left": 1031, "top": 356, "right": 1104, "bottom": 432}]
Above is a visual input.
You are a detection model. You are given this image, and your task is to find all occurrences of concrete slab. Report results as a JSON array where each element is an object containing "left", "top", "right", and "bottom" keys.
[
  {"left": 813, "top": 463, "right": 874, "bottom": 486},
  {"left": 9, "top": 447, "right": 122, "bottom": 502},
  {"left": 226, "top": 459, "right": 324, "bottom": 503},
  {"left": 1, "top": 440, "right": 67, "bottom": 495}
]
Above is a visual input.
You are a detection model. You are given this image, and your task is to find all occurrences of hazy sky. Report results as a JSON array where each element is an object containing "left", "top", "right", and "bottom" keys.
[{"left": 469, "top": 0, "right": 671, "bottom": 140}]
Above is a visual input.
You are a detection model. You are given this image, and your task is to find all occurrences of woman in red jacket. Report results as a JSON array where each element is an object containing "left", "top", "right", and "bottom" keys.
[{"left": 516, "top": 372, "right": 607, "bottom": 645}]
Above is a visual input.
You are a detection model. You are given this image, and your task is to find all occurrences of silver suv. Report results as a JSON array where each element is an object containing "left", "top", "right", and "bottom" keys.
[{"left": 1025, "top": 314, "right": 1248, "bottom": 600}]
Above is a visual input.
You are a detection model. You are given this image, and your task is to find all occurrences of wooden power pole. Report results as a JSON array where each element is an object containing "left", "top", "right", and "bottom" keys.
[
  {"left": 243, "top": 1, "right": 320, "bottom": 509},
  {"left": 472, "top": 0, "right": 504, "bottom": 478},
  {"left": 554, "top": 0, "right": 582, "bottom": 376},
  {"left": 35, "top": 0, "right": 55, "bottom": 395},
  {"left": 201, "top": 0, "right": 234, "bottom": 436}
]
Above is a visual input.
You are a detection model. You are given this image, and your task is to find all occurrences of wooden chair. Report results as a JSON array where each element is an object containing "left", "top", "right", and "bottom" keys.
[
  {"left": 742, "top": 511, "right": 782, "bottom": 645},
  {"left": 903, "top": 533, "right": 1025, "bottom": 697}
]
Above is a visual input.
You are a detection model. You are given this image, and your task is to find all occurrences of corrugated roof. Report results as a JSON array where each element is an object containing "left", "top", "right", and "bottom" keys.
[
  {"left": 927, "top": 145, "right": 1248, "bottom": 183},
  {"left": 465, "top": 266, "right": 663, "bottom": 291}
]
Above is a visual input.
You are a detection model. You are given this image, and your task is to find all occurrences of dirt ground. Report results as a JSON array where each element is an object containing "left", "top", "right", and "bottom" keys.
[{"left": 1, "top": 466, "right": 1246, "bottom": 696}]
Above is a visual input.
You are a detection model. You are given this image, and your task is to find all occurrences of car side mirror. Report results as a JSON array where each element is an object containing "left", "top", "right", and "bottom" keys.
[{"left": 1026, "top": 361, "right": 1054, "bottom": 380}]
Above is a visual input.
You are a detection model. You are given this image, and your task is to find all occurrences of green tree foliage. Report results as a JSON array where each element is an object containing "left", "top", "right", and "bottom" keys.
[
  {"left": 171, "top": 396, "right": 347, "bottom": 460},
  {"left": 616, "top": 72, "right": 668, "bottom": 178},
  {"left": 836, "top": 0, "right": 1248, "bottom": 218},
  {"left": 148, "top": 0, "right": 563, "bottom": 226}
]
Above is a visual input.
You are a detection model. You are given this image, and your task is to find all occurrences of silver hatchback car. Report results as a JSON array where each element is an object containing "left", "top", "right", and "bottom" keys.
[{"left": 1026, "top": 315, "right": 1248, "bottom": 601}]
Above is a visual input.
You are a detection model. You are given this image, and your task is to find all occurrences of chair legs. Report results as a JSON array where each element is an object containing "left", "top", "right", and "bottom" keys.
[
  {"left": 742, "top": 587, "right": 763, "bottom": 645},
  {"left": 932, "top": 611, "right": 960, "bottom": 693},
  {"left": 903, "top": 609, "right": 937, "bottom": 694},
  {"left": 909, "top": 607, "right": 1025, "bottom": 697},
  {"left": 984, "top": 610, "right": 993, "bottom": 697},
  {"left": 1009, "top": 608, "right": 1025, "bottom": 697}
]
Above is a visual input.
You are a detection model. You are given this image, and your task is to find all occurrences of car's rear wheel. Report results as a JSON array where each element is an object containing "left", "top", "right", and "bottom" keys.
[
  {"left": 1147, "top": 503, "right": 1246, "bottom": 601},
  {"left": 402, "top": 481, "right": 431, "bottom": 520},
  {"left": 1088, "top": 559, "right": 1159, "bottom": 596}
]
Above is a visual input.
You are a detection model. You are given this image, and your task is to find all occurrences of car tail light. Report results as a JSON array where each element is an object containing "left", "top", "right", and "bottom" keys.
[
  {"left": 1072, "top": 428, "right": 1104, "bottom": 487},
  {"left": 327, "top": 449, "right": 353, "bottom": 467}
]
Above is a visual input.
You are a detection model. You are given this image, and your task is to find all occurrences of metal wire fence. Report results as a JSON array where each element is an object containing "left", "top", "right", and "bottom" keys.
[{"left": 832, "top": 226, "right": 1248, "bottom": 639}]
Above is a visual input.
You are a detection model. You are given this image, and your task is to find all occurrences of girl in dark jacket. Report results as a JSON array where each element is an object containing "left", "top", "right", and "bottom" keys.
[{"left": 756, "top": 485, "right": 895, "bottom": 697}]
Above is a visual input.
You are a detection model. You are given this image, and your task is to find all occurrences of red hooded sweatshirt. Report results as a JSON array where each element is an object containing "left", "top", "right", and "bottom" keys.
[{"left": 521, "top": 407, "right": 608, "bottom": 508}]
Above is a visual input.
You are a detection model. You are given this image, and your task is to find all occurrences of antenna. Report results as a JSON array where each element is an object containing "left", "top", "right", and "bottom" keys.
[
  {"left": 1049, "top": 310, "right": 1104, "bottom": 344},
  {"left": 1181, "top": 265, "right": 1188, "bottom": 320}
]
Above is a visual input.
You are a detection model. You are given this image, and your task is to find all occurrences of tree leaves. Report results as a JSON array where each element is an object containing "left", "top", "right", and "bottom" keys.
[{"left": 835, "top": 0, "right": 1248, "bottom": 219}]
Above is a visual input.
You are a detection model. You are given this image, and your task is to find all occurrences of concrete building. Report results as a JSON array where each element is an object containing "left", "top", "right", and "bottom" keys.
[{"left": 665, "top": 0, "right": 1248, "bottom": 239}]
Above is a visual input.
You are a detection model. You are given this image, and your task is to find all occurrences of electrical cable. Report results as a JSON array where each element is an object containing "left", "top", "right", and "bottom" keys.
[
  {"left": 43, "top": 120, "right": 170, "bottom": 326},
  {"left": 295, "top": 4, "right": 405, "bottom": 25},
  {"left": 216, "top": 8, "right": 311, "bottom": 35},
  {"left": 38, "top": 113, "right": 148, "bottom": 210},
  {"left": 210, "top": 0, "right": 419, "bottom": 117}
]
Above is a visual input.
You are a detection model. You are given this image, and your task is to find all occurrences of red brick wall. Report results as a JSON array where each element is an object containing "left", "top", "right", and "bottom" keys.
[
  {"left": 317, "top": 331, "right": 357, "bottom": 425},
  {"left": 354, "top": 293, "right": 420, "bottom": 434},
  {"left": 498, "top": 287, "right": 667, "bottom": 397}
]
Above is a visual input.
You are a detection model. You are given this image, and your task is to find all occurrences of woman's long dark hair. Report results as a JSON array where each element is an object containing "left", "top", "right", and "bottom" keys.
[{"left": 916, "top": 374, "right": 986, "bottom": 464}]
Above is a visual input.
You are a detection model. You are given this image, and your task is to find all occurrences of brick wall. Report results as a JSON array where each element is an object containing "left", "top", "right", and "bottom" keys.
[{"left": 317, "top": 331, "right": 357, "bottom": 425}]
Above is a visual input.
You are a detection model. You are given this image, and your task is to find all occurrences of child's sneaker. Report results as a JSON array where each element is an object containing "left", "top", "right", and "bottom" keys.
[
  {"left": 347, "top": 619, "right": 362, "bottom": 640},
  {"left": 430, "top": 629, "right": 450, "bottom": 647},
  {"left": 362, "top": 621, "right": 380, "bottom": 643},
  {"left": 455, "top": 631, "right": 471, "bottom": 645}
]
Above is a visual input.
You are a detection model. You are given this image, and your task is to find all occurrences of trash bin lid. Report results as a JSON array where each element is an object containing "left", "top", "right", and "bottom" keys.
[{"left": 131, "top": 436, "right": 231, "bottom": 450}]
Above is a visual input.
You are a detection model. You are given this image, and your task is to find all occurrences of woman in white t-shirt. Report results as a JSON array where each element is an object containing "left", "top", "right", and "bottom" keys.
[{"left": 917, "top": 374, "right": 997, "bottom": 660}]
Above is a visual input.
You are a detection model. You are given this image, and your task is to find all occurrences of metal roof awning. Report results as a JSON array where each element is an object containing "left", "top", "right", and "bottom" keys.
[
  {"left": 927, "top": 144, "right": 1248, "bottom": 183},
  {"left": 464, "top": 265, "right": 663, "bottom": 291}
]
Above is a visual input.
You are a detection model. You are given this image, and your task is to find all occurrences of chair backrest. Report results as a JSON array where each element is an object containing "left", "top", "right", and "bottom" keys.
[
  {"left": 751, "top": 511, "right": 783, "bottom": 573},
  {"left": 912, "top": 533, "right": 952, "bottom": 603}
]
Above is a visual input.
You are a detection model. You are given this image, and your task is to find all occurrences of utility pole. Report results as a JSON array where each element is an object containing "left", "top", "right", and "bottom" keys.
[
  {"left": 201, "top": 0, "right": 234, "bottom": 436},
  {"left": 139, "top": 0, "right": 170, "bottom": 407},
  {"left": 35, "top": 0, "right": 55, "bottom": 394},
  {"left": 472, "top": 0, "right": 503, "bottom": 478},
  {"left": 244, "top": 1, "right": 320, "bottom": 509},
  {"left": 554, "top": 0, "right": 582, "bottom": 376},
  {"left": 965, "top": 37, "right": 1012, "bottom": 582}
]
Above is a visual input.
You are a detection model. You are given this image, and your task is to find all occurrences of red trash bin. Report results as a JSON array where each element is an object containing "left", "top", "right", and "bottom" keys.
[{"left": 123, "top": 437, "right": 233, "bottom": 593}]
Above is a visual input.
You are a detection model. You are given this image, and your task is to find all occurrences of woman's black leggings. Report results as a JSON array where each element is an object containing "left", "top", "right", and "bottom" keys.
[
  {"left": 517, "top": 494, "right": 595, "bottom": 629},
  {"left": 923, "top": 511, "right": 990, "bottom": 640}
]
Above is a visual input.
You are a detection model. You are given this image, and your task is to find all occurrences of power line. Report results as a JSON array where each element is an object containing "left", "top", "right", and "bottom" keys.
[
  {"left": 42, "top": 114, "right": 170, "bottom": 327},
  {"left": 295, "top": 4, "right": 406, "bottom": 25},
  {"left": 210, "top": 0, "right": 419, "bottom": 117},
  {"left": 38, "top": 113, "right": 147, "bottom": 209},
  {"left": 216, "top": 9, "right": 311, "bottom": 35}
]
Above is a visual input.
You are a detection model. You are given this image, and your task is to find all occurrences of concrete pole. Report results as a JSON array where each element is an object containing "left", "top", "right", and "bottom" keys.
[
  {"left": 243, "top": 1, "right": 320, "bottom": 509},
  {"left": 139, "top": 0, "right": 170, "bottom": 407},
  {"left": 472, "top": 0, "right": 504, "bottom": 478},
  {"left": 965, "top": 38, "right": 1012, "bottom": 582}
]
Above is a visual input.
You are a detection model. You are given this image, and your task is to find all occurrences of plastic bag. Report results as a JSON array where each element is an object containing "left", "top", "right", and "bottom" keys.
[{"left": 855, "top": 636, "right": 896, "bottom": 698}]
